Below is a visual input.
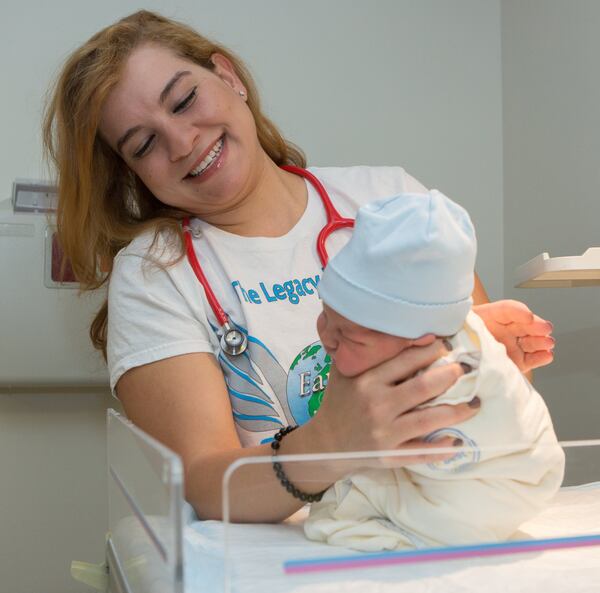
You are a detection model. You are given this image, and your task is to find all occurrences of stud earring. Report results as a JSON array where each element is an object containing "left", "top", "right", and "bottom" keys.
[{"left": 238, "top": 90, "right": 246, "bottom": 97}]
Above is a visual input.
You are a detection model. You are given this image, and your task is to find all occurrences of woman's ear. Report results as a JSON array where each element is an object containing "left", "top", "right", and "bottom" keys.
[{"left": 210, "top": 53, "right": 246, "bottom": 96}]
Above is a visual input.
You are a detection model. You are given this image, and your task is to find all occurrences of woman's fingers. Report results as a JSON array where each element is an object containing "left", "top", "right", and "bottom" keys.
[
  {"left": 474, "top": 301, "right": 554, "bottom": 343},
  {"left": 375, "top": 437, "right": 465, "bottom": 468},
  {"left": 524, "top": 349, "right": 554, "bottom": 370},
  {"left": 392, "top": 400, "right": 480, "bottom": 445},
  {"left": 473, "top": 300, "right": 556, "bottom": 372},
  {"left": 508, "top": 316, "right": 554, "bottom": 339},
  {"left": 518, "top": 335, "right": 555, "bottom": 353},
  {"left": 505, "top": 332, "right": 555, "bottom": 372},
  {"left": 390, "top": 362, "right": 467, "bottom": 414},
  {"left": 374, "top": 338, "right": 450, "bottom": 386}
]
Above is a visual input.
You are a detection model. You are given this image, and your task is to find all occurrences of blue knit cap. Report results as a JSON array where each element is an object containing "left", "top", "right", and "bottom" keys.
[{"left": 318, "top": 191, "right": 476, "bottom": 338}]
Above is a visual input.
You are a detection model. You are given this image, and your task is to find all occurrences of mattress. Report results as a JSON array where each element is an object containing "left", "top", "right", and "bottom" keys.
[{"left": 183, "top": 484, "right": 600, "bottom": 593}]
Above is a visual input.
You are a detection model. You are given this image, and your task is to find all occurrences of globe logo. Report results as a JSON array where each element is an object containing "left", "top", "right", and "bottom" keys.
[
  {"left": 424, "top": 428, "right": 480, "bottom": 473},
  {"left": 287, "top": 341, "right": 331, "bottom": 425}
]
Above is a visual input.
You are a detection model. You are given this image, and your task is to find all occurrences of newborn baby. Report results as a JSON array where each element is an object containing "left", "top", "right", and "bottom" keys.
[{"left": 304, "top": 191, "right": 565, "bottom": 551}]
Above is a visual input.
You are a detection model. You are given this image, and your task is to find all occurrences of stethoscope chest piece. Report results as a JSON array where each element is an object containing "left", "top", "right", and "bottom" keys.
[{"left": 220, "top": 322, "right": 248, "bottom": 356}]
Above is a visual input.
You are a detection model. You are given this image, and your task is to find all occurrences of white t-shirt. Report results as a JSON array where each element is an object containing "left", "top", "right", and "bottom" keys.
[{"left": 107, "top": 165, "right": 428, "bottom": 447}]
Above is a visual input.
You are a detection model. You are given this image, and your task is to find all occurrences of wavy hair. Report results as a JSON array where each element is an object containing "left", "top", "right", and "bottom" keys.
[{"left": 43, "top": 10, "right": 305, "bottom": 358}]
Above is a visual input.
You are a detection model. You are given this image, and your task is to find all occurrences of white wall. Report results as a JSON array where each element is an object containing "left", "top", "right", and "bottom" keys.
[
  {"left": 502, "top": 0, "right": 600, "bottom": 442},
  {"left": 0, "top": 0, "right": 504, "bottom": 297},
  {"left": 0, "top": 391, "right": 120, "bottom": 593},
  {"left": 0, "top": 2, "right": 504, "bottom": 592}
]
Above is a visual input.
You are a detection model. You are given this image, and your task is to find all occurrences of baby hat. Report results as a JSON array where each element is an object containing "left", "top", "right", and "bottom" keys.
[{"left": 317, "top": 191, "right": 476, "bottom": 338}]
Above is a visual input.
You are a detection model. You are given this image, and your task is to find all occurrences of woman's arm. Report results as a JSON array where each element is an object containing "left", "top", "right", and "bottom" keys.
[
  {"left": 117, "top": 345, "right": 478, "bottom": 523},
  {"left": 117, "top": 352, "right": 307, "bottom": 522},
  {"left": 473, "top": 272, "right": 490, "bottom": 306}
]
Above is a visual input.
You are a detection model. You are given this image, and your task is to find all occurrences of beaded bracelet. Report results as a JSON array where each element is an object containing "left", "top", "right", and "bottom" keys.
[{"left": 271, "top": 425, "right": 326, "bottom": 503}]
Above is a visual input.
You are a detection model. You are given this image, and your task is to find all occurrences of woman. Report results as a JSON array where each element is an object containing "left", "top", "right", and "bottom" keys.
[{"left": 43, "top": 10, "right": 554, "bottom": 523}]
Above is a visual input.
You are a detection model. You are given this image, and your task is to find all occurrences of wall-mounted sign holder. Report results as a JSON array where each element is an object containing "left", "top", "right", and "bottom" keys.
[{"left": 12, "top": 179, "right": 57, "bottom": 213}]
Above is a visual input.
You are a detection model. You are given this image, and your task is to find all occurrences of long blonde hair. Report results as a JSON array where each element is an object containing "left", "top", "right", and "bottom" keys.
[{"left": 43, "top": 10, "right": 305, "bottom": 359}]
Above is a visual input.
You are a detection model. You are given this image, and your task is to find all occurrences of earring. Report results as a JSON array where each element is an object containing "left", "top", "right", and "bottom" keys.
[{"left": 238, "top": 90, "right": 246, "bottom": 97}]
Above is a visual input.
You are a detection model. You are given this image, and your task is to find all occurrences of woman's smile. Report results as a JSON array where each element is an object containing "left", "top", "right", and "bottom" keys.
[{"left": 184, "top": 135, "right": 225, "bottom": 179}]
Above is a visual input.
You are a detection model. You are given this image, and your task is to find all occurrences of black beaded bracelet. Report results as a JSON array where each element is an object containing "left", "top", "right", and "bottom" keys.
[{"left": 271, "top": 426, "right": 326, "bottom": 503}]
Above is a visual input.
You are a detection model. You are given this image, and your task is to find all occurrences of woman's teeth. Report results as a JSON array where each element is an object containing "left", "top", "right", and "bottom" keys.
[{"left": 188, "top": 138, "right": 224, "bottom": 177}]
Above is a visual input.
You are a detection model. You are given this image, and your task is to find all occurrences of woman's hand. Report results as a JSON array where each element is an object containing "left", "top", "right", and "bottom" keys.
[
  {"left": 309, "top": 337, "right": 479, "bottom": 466},
  {"left": 473, "top": 299, "right": 555, "bottom": 373}
]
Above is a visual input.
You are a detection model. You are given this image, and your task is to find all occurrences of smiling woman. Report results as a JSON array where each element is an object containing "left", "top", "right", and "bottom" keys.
[
  {"left": 43, "top": 11, "right": 306, "bottom": 339},
  {"left": 98, "top": 45, "right": 267, "bottom": 217},
  {"left": 43, "top": 10, "right": 555, "bottom": 524}
]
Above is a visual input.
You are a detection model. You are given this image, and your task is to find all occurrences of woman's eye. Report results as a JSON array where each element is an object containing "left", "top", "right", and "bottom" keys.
[
  {"left": 173, "top": 87, "right": 197, "bottom": 113},
  {"left": 133, "top": 135, "right": 155, "bottom": 159}
]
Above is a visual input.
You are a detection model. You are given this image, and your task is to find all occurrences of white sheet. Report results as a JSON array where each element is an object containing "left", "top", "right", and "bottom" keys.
[{"left": 183, "top": 485, "right": 600, "bottom": 593}]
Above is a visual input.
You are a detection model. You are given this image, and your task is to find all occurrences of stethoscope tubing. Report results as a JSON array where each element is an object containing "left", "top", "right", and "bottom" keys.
[
  {"left": 280, "top": 165, "right": 354, "bottom": 267},
  {"left": 183, "top": 223, "right": 229, "bottom": 327},
  {"left": 182, "top": 166, "right": 355, "bottom": 354}
]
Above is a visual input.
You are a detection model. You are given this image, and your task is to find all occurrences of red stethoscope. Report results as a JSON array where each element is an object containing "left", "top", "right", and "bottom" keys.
[{"left": 182, "top": 165, "right": 354, "bottom": 356}]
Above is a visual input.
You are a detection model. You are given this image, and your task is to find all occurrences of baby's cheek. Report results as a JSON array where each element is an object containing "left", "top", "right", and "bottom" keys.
[
  {"left": 333, "top": 349, "right": 372, "bottom": 378},
  {"left": 328, "top": 348, "right": 349, "bottom": 375},
  {"left": 358, "top": 339, "right": 408, "bottom": 371},
  {"left": 382, "top": 336, "right": 412, "bottom": 358}
]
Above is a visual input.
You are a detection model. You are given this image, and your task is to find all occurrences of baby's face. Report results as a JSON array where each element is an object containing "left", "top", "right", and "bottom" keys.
[{"left": 317, "top": 304, "right": 418, "bottom": 377}]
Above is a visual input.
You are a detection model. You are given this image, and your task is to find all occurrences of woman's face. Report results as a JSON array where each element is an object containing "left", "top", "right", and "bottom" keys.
[{"left": 99, "top": 44, "right": 264, "bottom": 216}]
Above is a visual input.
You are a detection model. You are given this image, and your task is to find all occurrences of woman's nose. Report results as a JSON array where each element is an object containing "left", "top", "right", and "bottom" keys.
[{"left": 165, "top": 122, "right": 199, "bottom": 162}]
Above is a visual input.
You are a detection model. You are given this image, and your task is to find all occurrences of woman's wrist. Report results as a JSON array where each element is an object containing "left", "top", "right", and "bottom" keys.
[
  {"left": 271, "top": 426, "right": 327, "bottom": 502},
  {"left": 273, "top": 419, "right": 347, "bottom": 494}
]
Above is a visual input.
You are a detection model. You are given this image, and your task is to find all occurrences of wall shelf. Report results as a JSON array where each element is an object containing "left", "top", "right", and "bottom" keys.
[{"left": 515, "top": 248, "right": 600, "bottom": 288}]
